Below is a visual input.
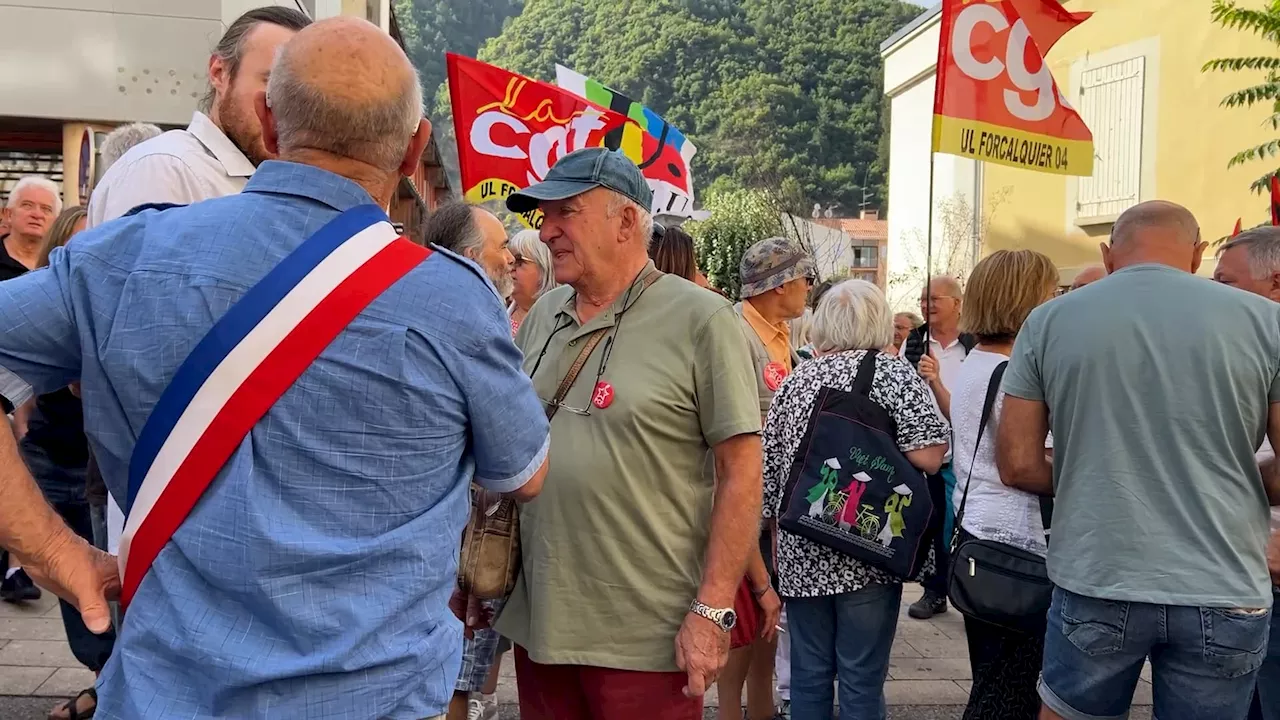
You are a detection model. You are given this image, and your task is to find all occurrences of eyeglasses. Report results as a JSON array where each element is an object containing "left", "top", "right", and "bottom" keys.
[{"left": 528, "top": 269, "right": 655, "bottom": 417}]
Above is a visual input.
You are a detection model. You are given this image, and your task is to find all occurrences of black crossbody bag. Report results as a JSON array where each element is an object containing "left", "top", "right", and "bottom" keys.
[{"left": 947, "top": 361, "right": 1054, "bottom": 634}]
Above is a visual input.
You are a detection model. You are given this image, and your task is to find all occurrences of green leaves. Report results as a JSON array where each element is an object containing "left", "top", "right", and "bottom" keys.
[
  {"left": 1220, "top": 80, "right": 1280, "bottom": 109},
  {"left": 686, "top": 186, "right": 783, "bottom": 300},
  {"left": 412, "top": 0, "right": 918, "bottom": 212},
  {"left": 1206, "top": 0, "right": 1280, "bottom": 196},
  {"left": 1209, "top": 0, "right": 1280, "bottom": 42},
  {"left": 1227, "top": 139, "right": 1280, "bottom": 168},
  {"left": 1202, "top": 55, "right": 1280, "bottom": 73}
]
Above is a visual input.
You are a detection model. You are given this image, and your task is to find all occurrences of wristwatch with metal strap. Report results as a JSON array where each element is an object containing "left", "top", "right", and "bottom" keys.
[{"left": 689, "top": 599, "right": 737, "bottom": 632}]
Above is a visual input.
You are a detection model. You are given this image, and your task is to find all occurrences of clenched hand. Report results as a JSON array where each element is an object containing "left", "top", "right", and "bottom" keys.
[{"left": 674, "top": 612, "right": 729, "bottom": 698}]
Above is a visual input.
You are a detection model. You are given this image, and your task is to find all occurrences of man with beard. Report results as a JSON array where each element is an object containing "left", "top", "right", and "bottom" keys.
[
  {"left": 422, "top": 203, "right": 516, "bottom": 300},
  {"left": 87, "top": 6, "right": 311, "bottom": 228},
  {"left": 87, "top": 5, "right": 310, "bottom": 556},
  {"left": 421, "top": 201, "right": 516, "bottom": 720}
]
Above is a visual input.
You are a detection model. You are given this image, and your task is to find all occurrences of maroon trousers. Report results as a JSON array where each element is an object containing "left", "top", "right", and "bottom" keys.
[{"left": 514, "top": 646, "right": 704, "bottom": 720}]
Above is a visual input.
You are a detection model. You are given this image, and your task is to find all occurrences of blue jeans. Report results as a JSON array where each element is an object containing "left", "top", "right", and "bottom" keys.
[
  {"left": 1249, "top": 589, "right": 1280, "bottom": 720},
  {"left": 23, "top": 444, "right": 116, "bottom": 672},
  {"left": 1042, "top": 586, "right": 1269, "bottom": 720},
  {"left": 786, "top": 583, "right": 902, "bottom": 720}
]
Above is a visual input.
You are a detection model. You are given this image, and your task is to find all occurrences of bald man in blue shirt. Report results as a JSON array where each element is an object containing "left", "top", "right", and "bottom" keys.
[{"left": 0, "top": 17, "right": 548, "bottom": 720}]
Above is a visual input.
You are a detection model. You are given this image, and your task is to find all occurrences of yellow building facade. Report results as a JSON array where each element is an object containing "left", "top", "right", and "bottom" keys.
[{"left": 980, "top": 0, "right": 1278, "bottom": 281}]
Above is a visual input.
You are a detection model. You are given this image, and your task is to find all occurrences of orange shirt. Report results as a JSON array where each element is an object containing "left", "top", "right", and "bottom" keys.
[{"left": 742, "top": 300, "right": 792, "bottom": 372}]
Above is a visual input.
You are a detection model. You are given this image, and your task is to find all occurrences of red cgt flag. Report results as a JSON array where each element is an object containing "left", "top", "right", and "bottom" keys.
[
  {"left": 932, "top": 0, "right": 1094, "bottom": 177},
  {"left": 1233, "top": 218, "right": 1243, "bottom": 237},
  {"left": 446, "top": 53, "right": 631, "bottom": 228}
]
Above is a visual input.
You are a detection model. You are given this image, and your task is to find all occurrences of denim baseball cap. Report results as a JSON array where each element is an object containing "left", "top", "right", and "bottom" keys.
[{"left": 506, "top": 148, "right": 653, "bottom": 214}]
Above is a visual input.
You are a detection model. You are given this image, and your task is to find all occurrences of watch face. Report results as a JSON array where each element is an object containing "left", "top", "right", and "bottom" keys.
[{"left": 722, "top": 610, "right": 737, "bottom": 630}]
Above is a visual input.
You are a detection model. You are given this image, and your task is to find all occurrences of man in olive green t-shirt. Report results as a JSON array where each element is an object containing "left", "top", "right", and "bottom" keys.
[
  {"left": 998, "top": 201, "right": 1280, "bottom": 720},
  {"left": 493, "top": 148, "right": 762, "bottom": 720}
]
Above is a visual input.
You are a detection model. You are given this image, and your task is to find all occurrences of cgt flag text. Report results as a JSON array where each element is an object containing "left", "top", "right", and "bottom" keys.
[
  {"left": 932, "top": 0, "right": 1094, "bottom": 177},
  {"left": 446, "top": 53, "right": 630, "bottom": 228}
]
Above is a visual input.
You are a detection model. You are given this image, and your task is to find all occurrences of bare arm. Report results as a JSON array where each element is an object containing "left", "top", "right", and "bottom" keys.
[
  {"left": 907, "top": 445, "right": 948, "bottom": 475},
  {"left": 996, "top": 396, "right": 1054, "bottom": 496},
  {"left": 0, "top": 417, "right": 117, "bottom": 632},
  {"left": 506, "top": 457, "right": 548, "bottom": 503},
  {"left": 700, "top": 432, "right": 763, "bottom": 608},
  {"left": 917, "top": 351, "right": 951, "bottom": 420},
  {"left": 1265, "top": 403, "right": 1280, "bottom": 505}
]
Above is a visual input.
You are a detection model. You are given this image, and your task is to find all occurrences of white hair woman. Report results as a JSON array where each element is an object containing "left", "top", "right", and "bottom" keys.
[
  {"left": 508, "top": 228, "right": 557, "bottom": 335},
  {"left": 761, "top": 279, "right": 950, "bottom": 719}
]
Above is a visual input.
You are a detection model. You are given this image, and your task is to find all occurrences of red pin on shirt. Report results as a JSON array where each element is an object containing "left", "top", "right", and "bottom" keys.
[
  {"left": 763, "top": 362, "right": 788, "bottom": 391},
  {"left": 592, "top": 381, "right": 615, "bottom": 409}
]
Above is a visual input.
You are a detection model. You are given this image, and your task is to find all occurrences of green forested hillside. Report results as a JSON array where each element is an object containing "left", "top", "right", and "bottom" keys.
[{"left": 397, "top": 0, "right": 919, "bottom": 211}]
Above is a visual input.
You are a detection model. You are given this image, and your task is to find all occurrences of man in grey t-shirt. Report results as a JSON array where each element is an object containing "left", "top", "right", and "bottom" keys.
[
  {"left": 1212, "top": 227, "right": 1280, "bottom": 720},
  {"left": 997, "top": 201, "right": 1280, "bottom": 720}
]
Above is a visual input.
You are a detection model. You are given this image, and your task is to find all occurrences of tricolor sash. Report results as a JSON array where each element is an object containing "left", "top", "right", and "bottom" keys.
[{"left": 118, "top": 204, "right": 430, "bottom": 608}]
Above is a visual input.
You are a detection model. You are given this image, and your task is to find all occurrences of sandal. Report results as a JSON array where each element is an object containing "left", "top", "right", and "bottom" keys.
[{"left": 48, "top": 687, "right": 96, "bottom": 720}]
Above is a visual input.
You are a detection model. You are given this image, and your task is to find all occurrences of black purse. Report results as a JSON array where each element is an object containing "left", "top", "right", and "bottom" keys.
[{"left": 947, "top": 361, "right": 1054, "bottom": 635}]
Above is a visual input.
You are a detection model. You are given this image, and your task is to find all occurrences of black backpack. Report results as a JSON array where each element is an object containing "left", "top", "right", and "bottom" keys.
[{"left": 778, "top": 351, "right": 934, "bottom": 579}]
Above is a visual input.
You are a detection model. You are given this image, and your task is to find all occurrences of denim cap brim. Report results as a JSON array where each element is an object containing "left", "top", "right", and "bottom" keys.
[{"left": 505, "top": 180, "right": 603, "bottom": 214}]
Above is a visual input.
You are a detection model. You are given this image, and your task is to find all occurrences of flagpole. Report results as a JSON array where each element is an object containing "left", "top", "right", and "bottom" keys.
[{"left": 924, "top": 151, "right": 935, "bottom": 346}]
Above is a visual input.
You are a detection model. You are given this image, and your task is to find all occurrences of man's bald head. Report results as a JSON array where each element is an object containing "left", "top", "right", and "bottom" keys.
[
  {"left": 1101, "top": 200, "right": 1206, "bottom": 275},
  {"left": 1071, "top": 264, "right": 1107, "bottom": 291},
  {"left": 262, "top": 16, "right": 425, "bottom": 172},
  {"left": 928, "top": 275, "right": 963, "bottom": 298},
  {"left": 919, "top": 274, "right": 963, "bottom": 332}
]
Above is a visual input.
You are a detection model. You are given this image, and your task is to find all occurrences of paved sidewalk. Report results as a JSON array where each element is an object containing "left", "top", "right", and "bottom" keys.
[{"left": 0, "top": 584, "right": 1154, "bottom": 712}]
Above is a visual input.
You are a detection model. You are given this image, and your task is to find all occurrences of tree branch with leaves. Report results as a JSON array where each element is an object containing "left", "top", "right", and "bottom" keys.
[{"left": 1203, "top": 0, "right": 1280, "bottom": 195}]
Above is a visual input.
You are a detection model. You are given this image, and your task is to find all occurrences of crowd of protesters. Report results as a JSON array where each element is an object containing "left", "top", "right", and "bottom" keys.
[{"left": 0, "top": 7, "right": 1276, "bottom": 720}]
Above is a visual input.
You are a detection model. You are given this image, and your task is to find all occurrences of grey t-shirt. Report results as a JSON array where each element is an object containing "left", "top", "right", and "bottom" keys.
[{"left": 1003, "top": 263, "right": 1280, "bottom": 607}]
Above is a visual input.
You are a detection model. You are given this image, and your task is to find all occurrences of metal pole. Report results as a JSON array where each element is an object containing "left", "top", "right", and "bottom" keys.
[{"left": 924, "top": 152, "right": 935, "bottom": 345}]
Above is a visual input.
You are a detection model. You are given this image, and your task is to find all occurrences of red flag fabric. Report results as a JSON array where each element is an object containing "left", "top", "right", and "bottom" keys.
[
  {"left": 1006, "top": 0, "right": 1092, "bottom": 53},
  {"left": 446, "top": 53, "right": 631, "bottom": 228},
  {"left": 932, "top": 0, "right": 1094, "bottom": 176},
  {"left": 1270, "top": 175, "right": 1280, "bottom": 227},
  {"left": 1233, "top": 218, "right": 1243, "bottom": 237}
]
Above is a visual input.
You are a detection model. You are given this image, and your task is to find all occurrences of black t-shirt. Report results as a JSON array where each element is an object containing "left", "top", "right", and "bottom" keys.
[
  {"left": 0, "top": 236, "right": 26, "bottom": 413},
  {"left": 0, "top": 235, "right": 29, "bottom": 282},
  {"left": 21, "top": 387, "right": 89, "bottom": 470}
]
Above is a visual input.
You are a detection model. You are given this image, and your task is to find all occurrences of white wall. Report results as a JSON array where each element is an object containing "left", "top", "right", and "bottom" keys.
[
  {"left": 882, "top": 8, "right": 978, "bottom": 310},
  {"left": 0, "top": 0, "right": 306, "bottom": 126}
]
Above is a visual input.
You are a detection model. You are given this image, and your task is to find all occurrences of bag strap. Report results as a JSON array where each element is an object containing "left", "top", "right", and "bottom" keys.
[
  {"left": 545, "top": 269, "right": 663, "bottom": 421},
  {"left": 852, "top": 349, "right": 879, "bottom": 397},
  {"left": 953, "top": 361, "right": 1007, "bottom": 540},
  {"left": 545, "top": 328, "right": 609, "bottom": 421}
]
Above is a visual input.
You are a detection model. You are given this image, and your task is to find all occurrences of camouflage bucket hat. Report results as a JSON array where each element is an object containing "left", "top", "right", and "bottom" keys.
[{"left": 739, "top": 237, "right": 816, "bottom": 298}]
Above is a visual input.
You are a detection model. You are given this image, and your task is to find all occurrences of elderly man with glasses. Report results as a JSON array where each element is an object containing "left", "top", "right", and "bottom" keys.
[{"left": 493, "top": 148, "right": 763, "bottom": 720}]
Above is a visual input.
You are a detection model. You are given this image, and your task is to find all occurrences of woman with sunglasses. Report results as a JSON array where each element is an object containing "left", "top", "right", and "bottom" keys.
[{"left": 508, "top": 229, "right": 558, "bottom": 336}]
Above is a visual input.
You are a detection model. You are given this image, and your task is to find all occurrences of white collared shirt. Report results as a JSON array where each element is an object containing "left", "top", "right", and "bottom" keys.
[
  {"left": 88, "top": 111, "right": 255, "bottom": 228},
  {"left": 87, "top": 112, "right": 254, "bottom": 553},
  {"left": 899, "top": 333, "right": 968, "bottom": 461},
  {"left": 897, "top": 333, "right": 967, "bottom": 395}
]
